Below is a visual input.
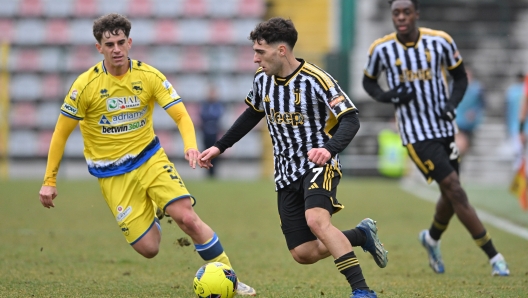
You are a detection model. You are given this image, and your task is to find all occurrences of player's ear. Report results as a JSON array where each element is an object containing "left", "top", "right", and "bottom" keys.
[
  {"left": 95, "top": 42, "right": 103, "bottom": 54},
  {"left": 127, "top": 37, "right": 133, "bottom": 48},
  {"left": 278, "top": 44, "right": 286, "bottom": 57}
]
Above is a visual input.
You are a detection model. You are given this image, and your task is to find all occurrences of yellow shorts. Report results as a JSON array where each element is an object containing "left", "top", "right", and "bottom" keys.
[{"left": 98, "top": 148, "right": 195, "bottom": 244}]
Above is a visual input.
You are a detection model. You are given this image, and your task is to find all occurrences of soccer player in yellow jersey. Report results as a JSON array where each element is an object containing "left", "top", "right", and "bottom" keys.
[{"left": 37, "top": 13, "right": 256, "bottom": 296}]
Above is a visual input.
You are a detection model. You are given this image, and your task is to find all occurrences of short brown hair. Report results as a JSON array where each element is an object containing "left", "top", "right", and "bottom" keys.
[
  {"left": 249, "top": 17, "right": 297, "bottom": 50},
  {"left": 93, "top": 13, "right": 131, "bottom": 43}
]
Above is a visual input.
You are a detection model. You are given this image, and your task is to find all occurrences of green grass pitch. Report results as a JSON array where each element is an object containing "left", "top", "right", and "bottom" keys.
[{"left": 1, "top": 178, "right": 527, "bottom": 297}]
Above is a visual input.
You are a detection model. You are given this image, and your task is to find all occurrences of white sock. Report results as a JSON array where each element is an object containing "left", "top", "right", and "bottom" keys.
[
  {"left": 489, "top": 253, "right": 504, "bottom": 265},
  {"left": 425, "top": 230, "right": 439, "bottom": 246}
]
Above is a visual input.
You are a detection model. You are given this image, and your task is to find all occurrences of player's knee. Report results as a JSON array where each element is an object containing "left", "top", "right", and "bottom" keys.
[
  {"left": 177, "top": 211, "right": 200, "bottom": 232},
  {"left": 134, "top": 242, "right": 160, "bottom": 259},
  {"left": 305, "top": 216, "right": 328, "bottom": 237},
  {"left": 290, "top": 249, "right": 317, "bottom": 264},
  {"left": 140, "top": 247, "right": 159, "bottom": 259}
]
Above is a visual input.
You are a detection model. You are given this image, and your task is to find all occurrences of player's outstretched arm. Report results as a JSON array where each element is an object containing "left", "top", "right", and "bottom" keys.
[
  {"left": 40, "top": 114, "right": 78, "bottom": 208},
  {"left": 165, "top": 104, "right": 199, "bottom": 169}
]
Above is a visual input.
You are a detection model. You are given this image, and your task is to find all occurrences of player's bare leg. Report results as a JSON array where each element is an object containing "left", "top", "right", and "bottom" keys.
[
  {"left": 131, "top": 224, "right": 161, "bottom": 258},
  {"left": 438, "top": 171, "right": 484, "bottom": 235}
]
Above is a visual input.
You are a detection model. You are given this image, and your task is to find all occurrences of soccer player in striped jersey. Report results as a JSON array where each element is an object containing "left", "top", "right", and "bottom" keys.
[
  {"left": 199, "top": 17, "right": 386, "bottom": 298},
  {"left": 37, "top": 13, "right": 256, "bottom": 296},
  {"left": 363, "top": 0, "right": 509, "bottom": 276}
]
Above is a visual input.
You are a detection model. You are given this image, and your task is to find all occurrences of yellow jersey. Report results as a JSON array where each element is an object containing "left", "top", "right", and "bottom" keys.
[{"left": 60, "top": 59, "right": 182, "bottom": 178}]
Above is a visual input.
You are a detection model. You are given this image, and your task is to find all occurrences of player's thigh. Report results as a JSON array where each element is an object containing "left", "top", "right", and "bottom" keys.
[
  {"left": 406, "top": 136, "right": 459, "bottom": 183},
  {"left": 143, "top": 149, "right": 195, "bottom": 213},
  {"left": 303, "top": 164, "right": 344, "bottom": 215},
  {"left": 98, "top": 171, "right": 156, "bottom": 245},
  {"left": 278, "top": 179, "right": 316, "bottom": 250}
]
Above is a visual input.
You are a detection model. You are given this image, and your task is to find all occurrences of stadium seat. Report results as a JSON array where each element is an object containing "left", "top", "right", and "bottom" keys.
[
  {"left": 15, "top": 20, "right": 46, "bottom": 45},
  {"left": 69, "top": 20, "right": 96, "bottom": 44},
  {"left": 98, "top": 0, "right": 127, "bottom": 16},
  {"left": 64, "top": 131, "right": 84, "bottom": 157},
  {"left": 183, "top": 0, "right": 207, "bottom": 17},
  {"left": 209, "top": 20, "right": 234, "bottom": 45},
  {"left": 14, "top": 49, "right": 40, "bottom": 72},
  {"left": 73, "top": 0, "right": 98, "bottom": 18},
  {"left": 237, "top": 0, "right": 264, "bottom": 18},
  {"left": 127, "top": 0, "right": 153, "bottom": 17},
  {"left": 41, "top": 74, "right": 64, "bottom": 100},
  {"left": 10, "top": 74, "right": 42, "bottom": 101},
  {"left": 232, "top": 19, "right": 259, "bottom": 44},
  {"left": 149, "top": 46, "right": 181, "bottom": 72},
  {"left": 0, "top": 19, "right": 14, "bottom": 42},
  {"left": 39, "top": 48, "right": 63, "bottom": 72},
  {"left": 152, "top": 0, "right": 183, "bottom": 17},
  {"left": 207, "top": 46, "right": 236, "bottom": 72},
  {"left": 0, "top": 1, "right": 19, "bottom": 17},
  {"left": 207, "top": 0, "right": 237, "bottom": 18},
  {"left": 154, "top": 19, "right": 178, "bottom": 44},
  {"left": 173, "top": 74, "right": 208, "bottom": 102},
  {"left": 9, "top": 131, "right": 38, "bottom": 157},
  {"left": 66, "top": 46, "right": 99, "bottom": 72},
  {"left": 19, "top": 0, "right": 44, "bottom": 17},
  {"left": 43, "top": 0, "right": 74, "bottom": 17},
  {"left": 10, "top": 103, "right": 37, "bottom": 128},
  {"left": 181, "top": 46, "right": 208, "bottom": 72},
  {"left": 129, "top": 20, "right": 154, "bottom": 45},
  {"left": 45, "top": 19, "right": 70, "bottom": 45},
  {"left": 178, "top": 20, "right": 209, "bottom": 45},
  {"left": 235, "top": 46, "right": 257, "bottom": 72},
  {"left": 37, "top": 130, "right": 53, "bottom": 156},
  {"left": 37, "top": 102, "right": 62, "bottom": 128}
]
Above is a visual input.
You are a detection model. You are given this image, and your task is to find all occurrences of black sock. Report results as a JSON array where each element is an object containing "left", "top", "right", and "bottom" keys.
[
  {"left": 473, "top": 230, "right": 498, "bottom": 259},
  {"left": 334, "top": 251, "right": 369, "bottom": 291},
  {"left": 429, "top": 217, "right": 448, "bottom": 241},
  {"left": 342, "top": 228, "right": 367, "bottom": 247}
]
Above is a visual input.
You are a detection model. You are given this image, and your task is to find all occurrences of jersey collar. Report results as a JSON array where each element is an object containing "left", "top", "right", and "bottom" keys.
[
  {"left": 274, "top": 58, "right": 305, "bottom": 86},
  {"left": 395, "top": 28, "right": 422, "bottom": 49},
  {"left": 101, "top": 57, "right": 133, "bottom": 74}
]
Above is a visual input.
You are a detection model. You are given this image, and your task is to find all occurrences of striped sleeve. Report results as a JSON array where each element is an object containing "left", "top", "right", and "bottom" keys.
[{"left": 439, "top": 33, "right": 462, "bottom": 70}]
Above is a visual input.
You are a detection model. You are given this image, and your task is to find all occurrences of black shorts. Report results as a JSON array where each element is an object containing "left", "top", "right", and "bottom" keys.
[
  {"left": 277, "top": 164, "right": 344, "bottom": 250},
  {"left": 406, "top": 136, "right": 459, "bottom": 183}
]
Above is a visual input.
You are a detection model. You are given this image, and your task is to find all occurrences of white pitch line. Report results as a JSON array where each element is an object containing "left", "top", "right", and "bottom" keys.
[{"left": 400, "top": 179, "right": 528, "bottom": 241}]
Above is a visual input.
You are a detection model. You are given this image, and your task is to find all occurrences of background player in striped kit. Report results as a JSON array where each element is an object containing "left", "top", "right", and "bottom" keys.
[
  {"left": 362, "top": 0, "right": 509, "bottom": 276},
  {"left": 199, "top": 17, "right": 387, "bottom": 298}
]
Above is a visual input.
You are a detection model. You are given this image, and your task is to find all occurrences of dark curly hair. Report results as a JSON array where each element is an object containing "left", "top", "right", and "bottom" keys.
[
  {"left": 249, "top": 17, "right": 297, "bottom": 49},
  {"left": 388, "top": 0, "right": 419, "bottom": 10},
  {"left": 93, "top": 13, "right": 131, "bottom": 43}
]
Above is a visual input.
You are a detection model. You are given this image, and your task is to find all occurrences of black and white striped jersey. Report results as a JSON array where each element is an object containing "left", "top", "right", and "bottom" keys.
[
  {"left": 364, "top": 27, "right": 463, "bottom": 145},
  {"left": 245, "top": 59, "right": 357, "bottom": 189}
]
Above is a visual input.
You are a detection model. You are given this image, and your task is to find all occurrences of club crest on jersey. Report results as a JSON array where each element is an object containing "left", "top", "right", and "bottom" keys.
[
  {"left": 70, "top": 89, "right": 78, "bottom": 100},
  {"left": 131, "top": 81, "right": 143, "bottom": 95},
  {"left": 106, "top": 96, "right": 140, "bottom": 111}
]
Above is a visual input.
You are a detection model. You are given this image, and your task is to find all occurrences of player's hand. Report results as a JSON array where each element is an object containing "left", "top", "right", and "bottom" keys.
[
  {"left": 440, "top": 102, "right": 457, "bottom": 121},
  {"left": 307, "top": 148, "right": 331, "bottom": 166},
  {"left": 185, "top": 148, "right": 200, "bottom": 169},
  {"left": 377, "top": 83, "right": 414, "bottom": 105},
  {"left": 198, "top": 146, "right": 221, "bottom": 169},
  {"left": 39, "top": 185, "right": 57, "bottom": 208}
]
